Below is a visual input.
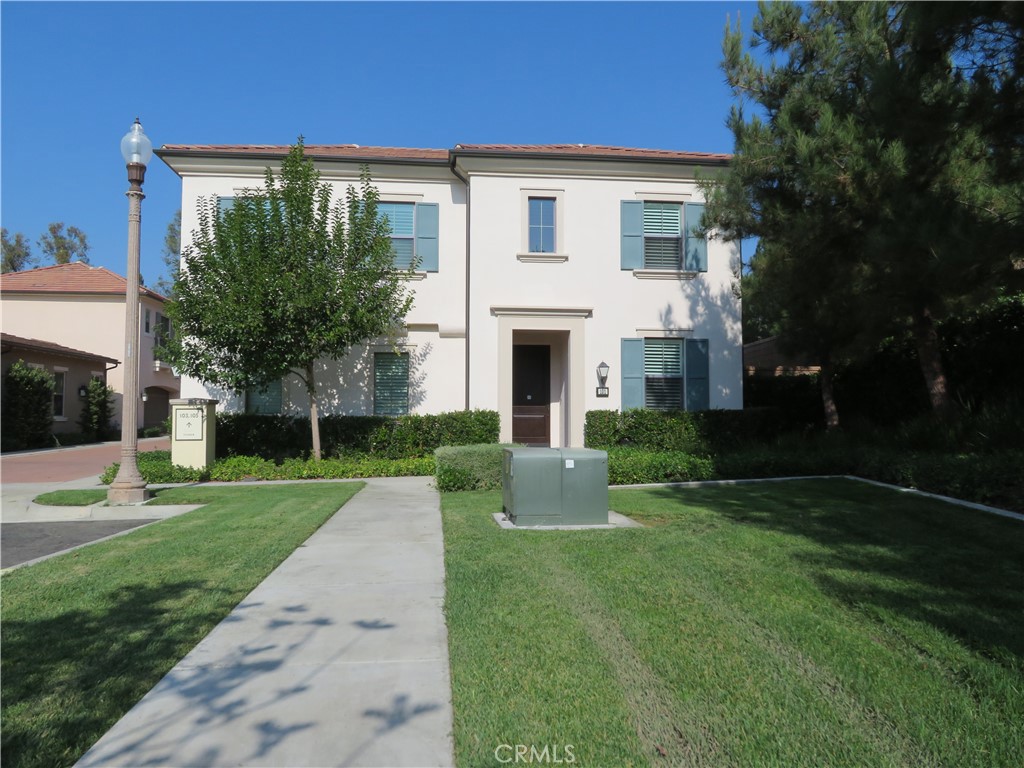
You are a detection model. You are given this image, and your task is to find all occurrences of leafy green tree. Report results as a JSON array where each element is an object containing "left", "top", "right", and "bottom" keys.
[
  {"left": 1, "top": 229, "right": 35, "bottom": 273},
  {"left": 78, "top": 378, "right": 115, "bottom": 442},
  {"left": 703, "top": 1, "right": 1022, "bottom": 423},
  {"left": 1, "top": 361, "right": 55, "bottom": 450},
  {"left": 153, "top": 209, "right": 181, "bottom": 298},
  {"left": 38, "top": 222, "right": 90, "bottom": 265},
  {"left": 163, "top": 139, "right": 414, "bottom": 460}
]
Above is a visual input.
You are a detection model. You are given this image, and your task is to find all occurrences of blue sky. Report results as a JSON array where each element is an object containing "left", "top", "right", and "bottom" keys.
[{"left": 2, "top": 1, "right": 759, "bottom": 288}]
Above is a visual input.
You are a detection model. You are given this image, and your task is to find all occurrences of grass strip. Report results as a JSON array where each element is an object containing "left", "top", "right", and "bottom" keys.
[
  {"left": 1, "top": 482, "right": 363, "bottom": 768},
  {"left": 33, "top": 489, "right": 109, "bottom": 506},
  {"left": 442, "top": 478, "right": 1024, "bottom": 767}
]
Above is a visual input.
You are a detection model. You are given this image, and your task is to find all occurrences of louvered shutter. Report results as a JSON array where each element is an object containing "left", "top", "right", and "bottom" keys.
[
  {"left": 374, "top": 353, "right": 410, "bottom": 416},
  {"left": 684, "top": 203, "right": 708, "bottom": 272},
  {"left": 621, "top": 338, "right": 644, "bottom": 410},
  {"left": 685, "top": 339, "right": 710, "bottom": 411},
  {"left": 643, "top": 202, "right": 683, "bottom": 269},
  {"left": 621, "top": 201, "right": 643, "bottom": 269},
  {"left": 643, "top": 338, "right": 684, "bottom": 410},
  {"left": 415, "top": 203, "right": 439, "bottom": 272}
]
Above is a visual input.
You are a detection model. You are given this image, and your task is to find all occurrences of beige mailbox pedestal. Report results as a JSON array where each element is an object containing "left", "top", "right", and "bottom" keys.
[{"left": 171, "top": 399, "right": 217, "bottom": 470}]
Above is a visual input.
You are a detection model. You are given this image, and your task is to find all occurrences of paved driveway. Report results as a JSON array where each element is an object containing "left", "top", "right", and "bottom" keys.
[{"left": 1, "top": 437, "right": 172, "bottom": 569}]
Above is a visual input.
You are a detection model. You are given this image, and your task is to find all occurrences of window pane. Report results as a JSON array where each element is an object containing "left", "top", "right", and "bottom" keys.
[
  {"left": 246, "top": 380, "right": 282, "bottom": 414},
  {"left": 374, "top": 352, "right": 409, "bottom": 416},
  {"left": 644, "top": 339, "right": 683, "bottom": 375},
  {"left": 541, "top": 227, "right": 555, "bottom": 253},
  {"left": 643, "top": 237, "right": 682, "bottom": 269},
  {"left": 53, "top": 371, "right": 66, "bottom": 417},
  {"left": 378, "top": 202, "right": 415, "bottom": 236},
  {"left": 391, "top": 238, "right": 415, "bottom": 269},
  {"left": 643, "top": 202, "right": 682, "bottom": 235},
  {"left": 528, "top": 197, "right": 556, "bottom": 253},
  {"left": 644, "top": 378, "right": 683, "bottom": 410}
]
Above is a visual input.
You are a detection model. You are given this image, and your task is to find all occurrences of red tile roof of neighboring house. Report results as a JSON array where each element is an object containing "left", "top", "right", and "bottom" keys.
[
  {"left": 0, "top": 332, "right": 119, "bottom": 364},
  {"left": 0, "top": 262, "right": 167, "bottom": 302},
  {"left": 157, "top": 143, "right": 731, "bottom": 163}
]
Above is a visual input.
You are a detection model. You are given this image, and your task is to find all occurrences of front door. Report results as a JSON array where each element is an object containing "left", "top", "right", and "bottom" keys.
[{"left": 512, "top": 344, "right": 550, "bottom": 446}]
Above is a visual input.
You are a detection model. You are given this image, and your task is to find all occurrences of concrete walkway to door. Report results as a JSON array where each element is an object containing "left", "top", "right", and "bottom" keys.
[{"left": 75, "top": 476, "right": 456, "bottom": 768}]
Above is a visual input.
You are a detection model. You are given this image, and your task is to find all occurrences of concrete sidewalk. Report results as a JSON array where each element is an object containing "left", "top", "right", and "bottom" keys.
[{"left": 75, "top": 476, "right": 455, "bottom": 768}]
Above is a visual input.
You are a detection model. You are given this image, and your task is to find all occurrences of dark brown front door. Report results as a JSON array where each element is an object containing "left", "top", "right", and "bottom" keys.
[{"left": 512, "top": 344, "right": 550, "bottom": 446}]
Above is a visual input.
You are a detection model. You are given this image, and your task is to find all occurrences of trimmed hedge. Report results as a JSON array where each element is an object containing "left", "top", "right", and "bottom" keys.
[
  {"left": 435, "top": 444, "right": 512, "bottom": 492},
  {"left": 606, "top": 447, "right": 715, "bottom": 485},
  {"left": 102, "top": 450, "right": 434, "bottom": 484},
  {"left": 585, "top": 408, "right": 792, "bottom": 454},
  {"left": 216, "top": 410, "right": 499, "bottom": 460}
]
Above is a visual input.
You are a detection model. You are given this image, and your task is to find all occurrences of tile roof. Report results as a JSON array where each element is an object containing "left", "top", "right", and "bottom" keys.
[
  {"left": 157, "top": 143, "right": 730, "bottom": 163},
  {"left": 453, "top": 143, "right": 732, "bottom": 162},
  {"left": 1, "top": 332, "right": 119, "bottom": 364},
  {"left": 159, "top": 144, "right": 450, "bottom": 161},
  {"left": 0, "top": 262, "right": 168, "bottom": 302}
]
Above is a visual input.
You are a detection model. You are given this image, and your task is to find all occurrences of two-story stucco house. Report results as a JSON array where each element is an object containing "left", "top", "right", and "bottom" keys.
[
  {"left": 0, "top": 262, "right": 181, "bottom": 430},
  {"left": 157, "top": 143, "right": 742, "bottom": 447}
]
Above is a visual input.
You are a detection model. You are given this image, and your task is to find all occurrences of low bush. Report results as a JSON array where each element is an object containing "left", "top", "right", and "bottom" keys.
[
  {"left": 79, "top": 379, "right": 115, "bottom": 443},
  {"left": 435, "top": 444, "right": 512, "bottom": 492},
  {"left": 102, "top": 450, "right": 434, "bottom": 485},
  {"left": 101, "top": 451, "right": 208, "bottom": 485}
]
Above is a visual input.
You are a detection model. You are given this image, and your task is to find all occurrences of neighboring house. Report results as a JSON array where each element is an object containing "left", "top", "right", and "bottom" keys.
[
  {"left": 743, "top": 336, "right": 822, "bottom": 376},
  {"left": 0, "top": 333, "right": 119, "bottom": 435},
  {"left": 0, "top": 263, "right": 181, "bottom": 430},
  {"left": 158, "top": 143, "right": 743, "bottom": 447}
]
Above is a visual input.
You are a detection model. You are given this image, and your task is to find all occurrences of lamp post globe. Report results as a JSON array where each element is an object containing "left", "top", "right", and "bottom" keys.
[{"left": 108, "top": 119, "right": 152, "bottom": 505}]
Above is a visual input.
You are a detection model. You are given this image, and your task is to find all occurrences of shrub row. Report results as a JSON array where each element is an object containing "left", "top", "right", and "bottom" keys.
[
  {"left": 585, "top": 408, "right": 793, "bottom": 454},
  {"left": 435, "top": 444, "right": 511, "bottom": 492},
  {"left": 216, "top": 410, "right": 499, "bottom": 460},
  {"left": 101, "top": 450, "right": 434, "bottom": 485}
]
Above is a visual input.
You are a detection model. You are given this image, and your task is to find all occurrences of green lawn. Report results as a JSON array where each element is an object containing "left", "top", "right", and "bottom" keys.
[
  {"left": 0, "top": 482, "right": 363, "bottom": 768},
  {"left": 442, "top": 479, "right": 1024, "bottom": 767}
]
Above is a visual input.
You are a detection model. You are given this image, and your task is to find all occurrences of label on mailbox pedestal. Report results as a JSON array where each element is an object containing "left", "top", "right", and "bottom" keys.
[{"left": 176, "top": 408, "right": 203, "bottom": 441}]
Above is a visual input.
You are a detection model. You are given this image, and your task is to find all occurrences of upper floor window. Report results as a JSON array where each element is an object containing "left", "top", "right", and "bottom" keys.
[
  {"left": 376, "top": 202, "right": 439, "bottom": 272},
  {"left": 144, "top": 308, "right": 152, "bottom": 334},
  {"left": 621, "top": 200, "right": 707, "bottom": 272},
  {"left": 528, "top": 198, "right": 556, "bottom": 253}
]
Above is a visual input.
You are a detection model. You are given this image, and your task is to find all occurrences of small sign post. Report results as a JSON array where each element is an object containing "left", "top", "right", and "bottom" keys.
[{"left": 170, "top": 398, "right": 218, "bottom": 469}]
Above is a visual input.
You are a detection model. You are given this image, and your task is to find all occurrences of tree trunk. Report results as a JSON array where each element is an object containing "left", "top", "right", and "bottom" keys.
[
  {"left": 820, "top": 357, "right": 840, "bottom": 431},
  {"left": 913, "top": 306, "right": 954, "bottom": 420},
  {"left": 305, "top": 362, "right": 322, "bottom": 460}
]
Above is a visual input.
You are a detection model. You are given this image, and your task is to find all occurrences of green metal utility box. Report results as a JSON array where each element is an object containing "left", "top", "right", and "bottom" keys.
[{"left": 503, "top": 448, "right": 609, "bottom": 526}]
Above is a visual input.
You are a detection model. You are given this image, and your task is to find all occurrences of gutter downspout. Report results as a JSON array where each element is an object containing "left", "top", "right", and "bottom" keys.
[{"left": 450, "top": 154, "right": 471, "bottom": 411}]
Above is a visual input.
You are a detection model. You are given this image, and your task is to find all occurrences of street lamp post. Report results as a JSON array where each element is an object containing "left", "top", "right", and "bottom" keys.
[{"left": 108, "top": 118, "right": 152, "bottom": 505}]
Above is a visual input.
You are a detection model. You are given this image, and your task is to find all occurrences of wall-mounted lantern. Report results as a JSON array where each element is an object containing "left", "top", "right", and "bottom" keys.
[
  {"left": 596, "top": 361, "right": 610, "bottom": 397},
  {"left": 78, "top": 384, "right": 89, "bottom": 398}
]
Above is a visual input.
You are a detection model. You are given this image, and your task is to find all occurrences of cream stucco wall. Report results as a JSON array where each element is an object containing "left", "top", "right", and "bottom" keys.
[
  {"left": 176, "top": 159, "right": 468, "bottom": 416},
  {"left": 464, "top": 166, "right": 743, "bottom": 444},
  {"left": 169, "top": 151, "right": 742, "bottom": 441},
  {"left": 1, "top": 293, "right": 181, "bottom": 428}
]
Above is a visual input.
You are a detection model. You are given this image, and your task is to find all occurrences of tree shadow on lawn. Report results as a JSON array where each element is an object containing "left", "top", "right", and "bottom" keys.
[
  {"left": 1, "top": 579, "right": 237, "bottom": 768},
  {"left": 645, "top": 478, "right": 1024, "bottom": 663}
]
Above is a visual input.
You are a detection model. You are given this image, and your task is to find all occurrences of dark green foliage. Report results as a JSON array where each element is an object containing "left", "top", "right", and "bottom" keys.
[
  {"left": 742, "top": 377, "right": 824, "bottom": 430},
  {"left": 1, "top": 361, "right": 54, "bottom": 451},
  {"left": 586, "top": 408, "right": 788, "bottom": 454},
  {"left": 1, "top": 229, "right": 35, "bottom": 273},
  {"left": 434, "top": 444, "right": 511, "bottom": 492},
  {"left": 37, "top": 222, "right": 89, "bottom": 265},
  {"left": 605, "top": 447, "right": 715, "bottom": 485},
  {"left": 101, "top": 450, "right": 434, "bottom": 485},
  {"left": 217, "top": 410, "right": 499, "bottom": 460},
  {"left": 78, "top": 378, "right": 114, "bottom": 443}
]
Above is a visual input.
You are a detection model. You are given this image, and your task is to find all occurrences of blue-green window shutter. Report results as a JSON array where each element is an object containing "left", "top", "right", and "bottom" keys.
[
  {"left": 684, "top": 203, "right": 708, "bottom": 272},
  {"left": 246, "top": 379, "right": 282, "bottom": 414},
  {"left": 415, "top": 203, "right": 439, "bottom": 272},
  {"left": 621, "top": 338, "right": 644, "bottom": 410},
  {"left": 374, "top": 352, "right": 410, "bottom": 416},
  {"left": 685, "top": 339, "right": 710, "bottom": 411},
  {"left": 621, "top": 201, "right": 643, "bottom": 270}
]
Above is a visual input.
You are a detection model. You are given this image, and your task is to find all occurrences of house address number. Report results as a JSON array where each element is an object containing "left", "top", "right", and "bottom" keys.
[{"left": 175, "top": 408, "right": 204, "bottom": 441}]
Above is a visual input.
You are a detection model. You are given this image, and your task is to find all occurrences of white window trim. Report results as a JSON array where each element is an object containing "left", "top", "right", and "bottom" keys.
[
  {"left": 633, "top": 191, "right": 692, "bottom": 203},
  {"left": 632, "top": 269, "right": 698, "bottom": 281},
  {"left": 519, "top": 188, "right": 568, "bottom": 262}
]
